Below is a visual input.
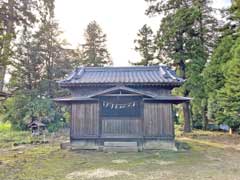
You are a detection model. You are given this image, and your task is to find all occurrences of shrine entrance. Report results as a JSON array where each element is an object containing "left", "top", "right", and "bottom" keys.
[{"left": 100, "top": 95, "right": 143, "bottom": 138}]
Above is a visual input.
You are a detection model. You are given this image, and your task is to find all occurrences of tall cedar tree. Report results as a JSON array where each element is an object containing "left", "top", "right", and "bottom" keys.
[
  {"left": 216, "top": 38, "right": 240, "bottom": 129},
  {"left": 0, "top": 0, "right": 39, "bottom": 90},
  {"left": 133, "top": 24, "right": 155, "bottom": 65},
  {"left": 33, "top": 0, "right": 75, "bottom": 97},
  {"left": 81, "top": 21, "right": 112, "bottom": 66},
  {"left": 203, "top": 0, "right": 240, "bottom": 130},
  {"left": 10, "top": 27, "right": 43, "bottom": 91},
  {"left": 203, "top": 36, "right": 234, "bottom": 122},
  {"left": 145, "top": 0, "right": 217, "bottom": 131}
]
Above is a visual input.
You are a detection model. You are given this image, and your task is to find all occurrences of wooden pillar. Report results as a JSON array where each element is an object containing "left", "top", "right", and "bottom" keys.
[
  {"left": 183, "top": 102, "right": 191, "bottom": 132},
  {"left": 98, "top": 100, "right": 102, "bottom": 138},
  {"left": 0, "top": 66, "right": 5, "bottom": 91}
]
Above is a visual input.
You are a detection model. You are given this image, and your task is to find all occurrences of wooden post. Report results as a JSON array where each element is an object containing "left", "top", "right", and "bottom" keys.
[
  {"left": 0, "top": 66, "right": 5, "bottom": 91},
  {"left": 98, "top": 100, "right": 102, "bottom": 138},
  {"left": 183, "top": 102, "right": 191, "bottom": 133}
]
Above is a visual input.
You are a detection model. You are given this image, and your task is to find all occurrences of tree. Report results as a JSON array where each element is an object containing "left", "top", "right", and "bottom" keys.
[
  {"left": 3, "top": 0, "right": 72, "bottom": 130},
  {"left": 0, "top": 21, "right": 12, "bottom": 91},
  {"left": 230, "top": 0, "right": 240, "bottom": 21},
  {"left": 215, "top": 37, "right": 240, "bottom": 130},
  {"left": 0, "top": 0, "right": 40, "bottom": 89},
  {"left": 145, "top": 0, "right": 217, "bottom": 131},
  {"left": 81, "top": 21, "right": 112, "bottom": 66},
  {"left": 31, "top": 0, "right": 75, "bottom": 98},
  {"left": 133, "top": 24, "right": 155, "bottom": 65},
  {"left": 10, "top": 28, "right": 43, "bottom": 91},
  {"left": 203, "top": 0, "right": 240, "bottom": 131},
  {"left": 33, "top": 21, "right": 64, "bottom": 97},
  {"left": 203, "top": 36, "right": 235, "bottom": 121}
]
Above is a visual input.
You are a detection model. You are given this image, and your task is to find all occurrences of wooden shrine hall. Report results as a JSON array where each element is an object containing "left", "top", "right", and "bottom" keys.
[{"left": 55, "top": 66, "right": 191, "bottom": 151}]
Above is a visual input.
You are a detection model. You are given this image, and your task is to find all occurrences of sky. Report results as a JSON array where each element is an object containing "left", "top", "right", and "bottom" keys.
[{"left": 55, "top": 0, "right": 232, "bottom": 66}]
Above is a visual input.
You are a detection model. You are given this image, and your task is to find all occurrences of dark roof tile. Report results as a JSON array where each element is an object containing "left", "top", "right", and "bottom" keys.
[{"left": 59, "top": 66, "right": 184, "bottom": 87}]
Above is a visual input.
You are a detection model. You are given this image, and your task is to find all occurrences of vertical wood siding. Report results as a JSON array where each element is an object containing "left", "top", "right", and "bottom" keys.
[
  {"left": 71, "top": 103, "right": 99, "bottom": 139},
  {"left": 144, "top": 103, "right": 173, "bottom": 137},
  {"left": 102, "top": 118, "right": 142, "bottom": 137}
]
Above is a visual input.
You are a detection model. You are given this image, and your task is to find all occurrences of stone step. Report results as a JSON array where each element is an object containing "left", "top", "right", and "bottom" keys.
[
  {"left": 103, "top": 142, "right": 139, "bottom": 152},
  {"left": 103, "top": 146, "right": 139, "bottom": 152},
  {"left": 104, "top": 141, "right": 138, "bottom": 147},
  {"left": 71, "top": 141, "right": 98, "bottom": 150}
]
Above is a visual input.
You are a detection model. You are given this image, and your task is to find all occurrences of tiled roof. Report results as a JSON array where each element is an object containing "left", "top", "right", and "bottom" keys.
[{"left": 59, "top": 66, "right": 184, "bottom": 87}]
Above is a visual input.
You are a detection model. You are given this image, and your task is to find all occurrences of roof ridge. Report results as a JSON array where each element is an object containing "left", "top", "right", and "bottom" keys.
[{"left": 83, "top": 66, "right": 164, "bottom": 72}]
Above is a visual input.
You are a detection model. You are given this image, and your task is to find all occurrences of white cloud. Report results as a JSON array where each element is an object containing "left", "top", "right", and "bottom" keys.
[{"left": 55, "top": 0, "right": 231, "bottom": 66}]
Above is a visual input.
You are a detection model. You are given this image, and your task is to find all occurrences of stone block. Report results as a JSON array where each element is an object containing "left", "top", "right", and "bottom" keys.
[
  {"left": 71, "top": 140, "right": 98, "bottom": 150},
  {"left": 143, "top": 140, "right": 177, "bottom": 151}
]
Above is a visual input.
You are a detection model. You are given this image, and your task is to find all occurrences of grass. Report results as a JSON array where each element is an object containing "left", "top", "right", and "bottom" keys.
[
  {"left": 0, "top": 122, "right": 32, "bottom": 148},
  {"left": 0, "top": 126, "right": 240, "bottom": 180}
]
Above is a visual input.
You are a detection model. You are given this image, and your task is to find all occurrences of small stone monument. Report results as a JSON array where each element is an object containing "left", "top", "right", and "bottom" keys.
[{"left": 28, "top": 118, "right": 46, "bottom": 136}]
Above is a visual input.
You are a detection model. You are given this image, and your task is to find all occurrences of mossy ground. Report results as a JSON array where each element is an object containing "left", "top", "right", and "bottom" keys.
[{"left": 1, "top": 127, "right": 240, "bottom": 180}]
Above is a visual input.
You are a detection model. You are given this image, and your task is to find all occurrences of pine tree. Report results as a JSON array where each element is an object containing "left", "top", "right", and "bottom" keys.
[
  {"left": 81, "top": 21, "right": 112, "bottom": 67},
  {"left": 133, "top": 24, "right": 155, "bottom": 66}
]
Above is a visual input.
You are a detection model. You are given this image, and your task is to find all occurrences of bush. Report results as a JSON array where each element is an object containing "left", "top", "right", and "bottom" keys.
[
  {"left": 0, "top": 122, "right": 11, "bottom": 132},
  {"left": 1, "top": 92, "right": 69, "bottom": 132}
]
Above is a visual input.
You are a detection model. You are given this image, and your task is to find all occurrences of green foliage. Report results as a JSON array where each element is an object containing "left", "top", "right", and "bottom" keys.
[
  {"left": 230, "top": 0, "right": 240, "bottom": 20},
  {"left": 202, "top": 0, "right": 240, "bottom": 130},
  {"left": 203, "top": 36, "right": 235, "bottom": 120},
  {"left": 1, "top": 92, "right": 69, "bottom": 131},
  {"left": 1, "top": 0, "right": 74, "bottom": 131},
  {"left": 0, "top": 122, "right": 11, "bottom": 132},
  {"left": 81, "top": 21, "right": 112, "bottom": 66},
  {"left": 215, "top": 37, "right": 240, "bottom": 129}
]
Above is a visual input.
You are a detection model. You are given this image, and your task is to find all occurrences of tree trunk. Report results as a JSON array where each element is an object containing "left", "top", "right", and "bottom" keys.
[
  {"left": 202, "top": 104, "right": 208, "bottom": 130},
  {"left": 0, "top": 66, "right": 6, "bottom": 91},
  {"left": 183, "top": 102, "right": 191, "bottom": 132},
  {"left": 177, "top": 32, "right": 192, "bottom": 133},
  {"left": 7, "top": 0, "right": 15, "bottom": 35}
]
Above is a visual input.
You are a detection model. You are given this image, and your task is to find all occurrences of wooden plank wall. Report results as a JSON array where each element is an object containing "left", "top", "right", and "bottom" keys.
[
  {"left": 144, "top": 103, "right": 173, "bottom": 137},
  {"left": 102, "top": 118, "right": 142, "bottom": 137},
  {"left": 71, "top": 103, "right": 99, "bottom": 139}
]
